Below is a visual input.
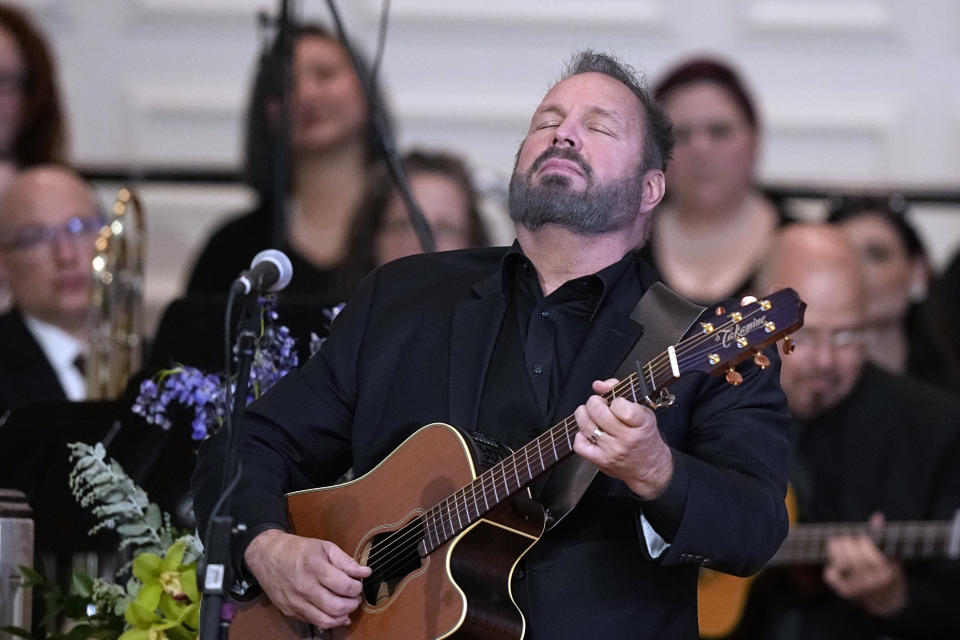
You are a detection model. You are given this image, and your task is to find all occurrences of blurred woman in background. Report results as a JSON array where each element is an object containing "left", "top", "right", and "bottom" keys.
[
  {"left": 186, "top": 23, "right": 391, "bottom": 302},
  {"left": 647, "top": 57, "right": 783, "bottom": 305},
  {"left": 353, "top": 149, "right": 489, "bottom": 268},
  {"left": 827, "top": 194, "right": 946, "bottom": 384},
  {"left": 0, "top": 3, "right": 68, "bottom": 308}
]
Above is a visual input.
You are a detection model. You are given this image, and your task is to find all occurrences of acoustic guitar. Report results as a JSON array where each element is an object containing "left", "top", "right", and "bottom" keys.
[
  {"left": 230, "top": 288, "right": 805, "bottom": 640},
  {"left": 698, "top": 493, "right": 960, "bottom": 638}
]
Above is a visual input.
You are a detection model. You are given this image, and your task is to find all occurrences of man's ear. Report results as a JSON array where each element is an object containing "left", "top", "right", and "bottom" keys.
[{"left": 639, "top": 169, "right": 666, "bottom": 213}]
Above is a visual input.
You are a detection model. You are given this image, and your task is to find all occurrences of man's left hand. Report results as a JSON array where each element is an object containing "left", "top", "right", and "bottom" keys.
[
  {"left": 822, "top": 512, "right": 909, "bottom": 618},
  {"left": 573, "top": 378, "right": 674, "bottom": 500}
]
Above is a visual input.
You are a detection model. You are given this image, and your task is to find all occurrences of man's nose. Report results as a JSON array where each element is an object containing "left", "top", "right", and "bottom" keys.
[
  {"left": 52, "top": 232, "right": 80, "bottom": 262},
  {"left": 810, "top": 339, "right": 837, "bottom": 369},
  {"left": 551, "top": 121, "right": 582, "bottom": 150}
]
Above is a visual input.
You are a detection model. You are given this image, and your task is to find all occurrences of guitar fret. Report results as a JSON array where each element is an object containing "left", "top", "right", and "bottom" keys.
[
  {"left": 886, "top": 525, "right": 899, "bottom": 556},
  {"left": 443, "top": 498, "right": 454, "bottom": 539},
  {"left": 923, "top": 528, "right": 936, "bottom": 557},
  {"left": 481, "top": 473, "right": 489, "bottom": 511},
  {"left": 905, "top": 523, "right": 917, "bottom": 557},
  {"left": 469, "top": 480, "right": 480, "bottom": 521},
  {"left": 463, "top": 485, "right": 473, "bottom": 524},
  {"left": 424, "top": 511, "right": 435, "bottom": 551}
]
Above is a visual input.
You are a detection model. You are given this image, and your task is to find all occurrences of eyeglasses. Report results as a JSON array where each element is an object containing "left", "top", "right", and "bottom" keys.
[
  {"left": 789, "top": 326, "right": 868, "bottom": 350},
  {"left": 0, "top": 215, "right": 105, "bottom": 252}
]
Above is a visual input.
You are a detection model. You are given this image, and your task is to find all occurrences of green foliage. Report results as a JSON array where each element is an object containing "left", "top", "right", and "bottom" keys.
[
  {"left": 11, "top": 444, "right": 203, "bottom": 639},
  {"left": 66, "top": 442, "right": 201, "bottom": 563}
]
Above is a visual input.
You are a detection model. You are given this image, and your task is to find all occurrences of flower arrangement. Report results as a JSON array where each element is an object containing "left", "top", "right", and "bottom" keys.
[
  {"left": 7, "top": 299, "right": 344, "bottom": 639},
  {"left": 9, "top": 441, "right": 202, "bottom": 640}
]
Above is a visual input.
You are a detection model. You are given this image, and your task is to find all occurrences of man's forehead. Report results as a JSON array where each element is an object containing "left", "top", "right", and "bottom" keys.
[
  {"left": 538, "top": 72, "right": 643, "bottom": 119},
  {"left": 2, "top": 177, "right": 96, "bottom": 225}
]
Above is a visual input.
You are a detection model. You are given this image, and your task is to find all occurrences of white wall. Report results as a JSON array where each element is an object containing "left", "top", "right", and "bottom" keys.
[{"left": 16, "top": 0, "right": 960, "bottom": 330}]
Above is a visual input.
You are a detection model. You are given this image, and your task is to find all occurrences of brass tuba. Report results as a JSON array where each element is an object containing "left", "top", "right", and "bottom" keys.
[{"left": 86, "top": 187, "right": 146, "bottom": 400}]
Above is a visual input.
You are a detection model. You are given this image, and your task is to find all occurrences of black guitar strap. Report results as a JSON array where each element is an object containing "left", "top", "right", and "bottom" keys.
[{"left": 537, "top": 281, "right": 706, "bottom": 530}]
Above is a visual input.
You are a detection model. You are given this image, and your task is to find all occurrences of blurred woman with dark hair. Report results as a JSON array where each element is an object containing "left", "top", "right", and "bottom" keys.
[
  {"left": 826, "top": 194, "right": 950, "bottom": 385},
  {"left": 186, "top": 24, "right": 391, "bottom": 301},
  {"left": 344, "top": 149, "right": 489, "bottom": 272},
  {"left": 0, "top": 3, "right": 67, "bottom": 177},
  {"left": 646, "top": 56, "right": 783, "bottom": 305}
]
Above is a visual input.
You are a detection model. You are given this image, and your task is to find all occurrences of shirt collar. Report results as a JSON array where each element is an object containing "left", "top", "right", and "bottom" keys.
[
  {"left": 21, "top": 312, "right": 85, "bottom": 370},
  {"left": 499, "top": 239, "right": 638, "bottom": 303}
]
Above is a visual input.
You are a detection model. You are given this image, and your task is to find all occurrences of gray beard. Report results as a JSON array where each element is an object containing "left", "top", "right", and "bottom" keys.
[{"left": 508, "top": 166, "right": 644, "bottom": 235}]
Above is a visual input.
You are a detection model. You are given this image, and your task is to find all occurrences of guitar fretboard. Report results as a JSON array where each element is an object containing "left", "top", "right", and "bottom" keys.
[
  {"left": 418, "top": 372, "right": 654, "bottom": 555},
  {"left": 409, "top": 291, "right": 803, "bottom": 557},
  {"left": 770, "top": 517, "right": 960, "bottom": 565}
]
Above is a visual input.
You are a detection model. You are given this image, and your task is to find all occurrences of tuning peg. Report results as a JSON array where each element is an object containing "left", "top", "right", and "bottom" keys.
[
  {"left": 782, "top": 337, "right": 796, "bottom": 354},
  {"left": 725, "top": 366, "right": 743, "bottom": 386},
  {"left": 715, "top": 305, "right": 725, "bottom": 316},
  {"left": 753, "top": 350, "right": 770, "bottom": 369},
  {"left": 740, "top": 295, "right": 757, "bottom": 306}
]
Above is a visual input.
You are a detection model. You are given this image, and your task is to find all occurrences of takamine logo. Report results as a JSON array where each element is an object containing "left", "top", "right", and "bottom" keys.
[{"left": 713, "top": 315, "right": 767, "bottom": 348}]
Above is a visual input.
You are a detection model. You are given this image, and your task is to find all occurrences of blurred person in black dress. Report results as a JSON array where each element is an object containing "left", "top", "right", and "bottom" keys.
[{"left": 186, "top": 23, "right": 392, "bottom": 302}]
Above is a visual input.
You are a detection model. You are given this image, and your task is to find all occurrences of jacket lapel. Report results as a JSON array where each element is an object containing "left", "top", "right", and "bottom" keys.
[
  {"left": 548, "top": 274, "right": 646, "bottom": 424},
  {"left": 447, "top": 271, "right": 507, "bottom": 429}
]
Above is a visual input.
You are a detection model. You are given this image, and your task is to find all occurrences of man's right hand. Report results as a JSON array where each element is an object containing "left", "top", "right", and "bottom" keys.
[{"left": 244, "top": 529, "right": 372, "bottom": 629}]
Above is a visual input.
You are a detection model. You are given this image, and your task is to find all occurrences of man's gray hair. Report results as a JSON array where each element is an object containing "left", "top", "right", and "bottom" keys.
[{"left": 561, "top": 50, "right": 674, "bottom": 174}]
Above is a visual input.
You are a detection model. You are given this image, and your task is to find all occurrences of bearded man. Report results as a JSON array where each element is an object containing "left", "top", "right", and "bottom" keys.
[{"left": 193, "top": 51, "right": 790, "bottom": 640}]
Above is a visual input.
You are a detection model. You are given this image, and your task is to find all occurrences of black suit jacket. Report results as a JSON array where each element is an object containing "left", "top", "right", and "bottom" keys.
[
  {"left": 193, "top": 247, "right": 791, "bottom": 640},
  {"left": 0, "top": 309, "right": 66, "bottom": 416}
]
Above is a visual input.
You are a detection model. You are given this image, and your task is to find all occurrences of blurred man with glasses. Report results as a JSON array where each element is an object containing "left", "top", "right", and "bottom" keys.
[
  {"left": 0, "top": 164, "right": 102, "bottom": 415},
  {"left": 739, "top": 223, "right": 960, "bottom": 639}
]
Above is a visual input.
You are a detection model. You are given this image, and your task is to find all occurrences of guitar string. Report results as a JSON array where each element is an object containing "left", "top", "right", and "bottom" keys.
[
  {"left": 364, "top": 420, "right": 576, "bottom": 579},
  {"left": 362, "top": 299, "right": 796, "bottom": 580},
  {"left": 364, "top": 422, "right": 579, "bottom": 582}
]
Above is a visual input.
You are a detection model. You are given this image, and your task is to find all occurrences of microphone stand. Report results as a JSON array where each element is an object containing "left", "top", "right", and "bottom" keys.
[
  {"left": 263, "top": 0, "right": 294, "bottom": 249},
  {"left": 198, "top": 293, "right": 262, "bottom": 640}
]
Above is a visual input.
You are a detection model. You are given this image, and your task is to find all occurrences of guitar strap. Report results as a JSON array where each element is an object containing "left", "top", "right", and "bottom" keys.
[{"left": 537, "top": 281, "right": 706, "bottom": 530}]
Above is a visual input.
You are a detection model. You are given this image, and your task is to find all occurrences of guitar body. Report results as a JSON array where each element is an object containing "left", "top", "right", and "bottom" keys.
[{"left": 230, "top": 423, "right": 546, "bottom": 640}]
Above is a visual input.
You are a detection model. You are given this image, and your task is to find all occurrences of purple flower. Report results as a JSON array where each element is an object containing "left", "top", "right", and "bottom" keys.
[{"left": 132, "top": 299, "right": 344, "bottom": 441}]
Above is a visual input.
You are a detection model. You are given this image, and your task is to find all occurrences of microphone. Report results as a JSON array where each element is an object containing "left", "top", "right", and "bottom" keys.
[{"left": 231, "top": 249, "right": 293, "bottom": 295}]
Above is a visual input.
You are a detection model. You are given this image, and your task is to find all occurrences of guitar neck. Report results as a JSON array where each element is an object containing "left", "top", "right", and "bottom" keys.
[
  {"left": 419, "top": 370, "right": 652, "bottom": 555},
  {"left": 770, "top": 517, "right": 960, "bottom": 565},
  {"left": 417, "top": 289, "right": 804, "bottom": 557}
]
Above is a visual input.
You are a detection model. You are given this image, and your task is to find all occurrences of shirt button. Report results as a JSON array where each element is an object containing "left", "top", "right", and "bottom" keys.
[
  {"left": 532, "top": 365, "right": 543, "bottom": 375},
  {"left": 540, "top": 310, "right": 551, "bottom": 318}
]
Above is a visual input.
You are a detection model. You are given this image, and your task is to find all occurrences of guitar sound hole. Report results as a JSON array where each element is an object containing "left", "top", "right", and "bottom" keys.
[{"left": 362, "top": 519, "right": 423, "bottom": 606}]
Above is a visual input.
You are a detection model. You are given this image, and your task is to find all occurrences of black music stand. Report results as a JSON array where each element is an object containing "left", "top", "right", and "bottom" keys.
[{"left": 0, "top": 400, "right": 196, "bottom": 555}]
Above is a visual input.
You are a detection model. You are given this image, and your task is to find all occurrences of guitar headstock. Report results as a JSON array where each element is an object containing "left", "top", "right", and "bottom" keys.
[{"left": 679, "top": 288, "right": 806, "bottom": 385}]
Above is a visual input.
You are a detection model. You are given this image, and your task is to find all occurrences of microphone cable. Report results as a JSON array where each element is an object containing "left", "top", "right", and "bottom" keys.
[{"left": 323, "top": 0, "right": 436, "bottom": 254}]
